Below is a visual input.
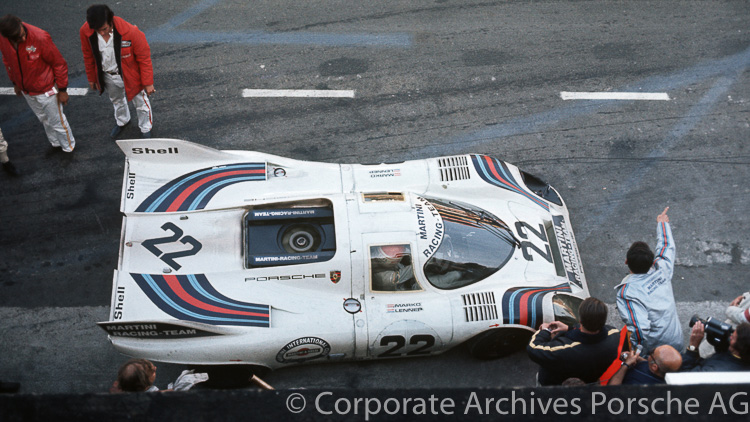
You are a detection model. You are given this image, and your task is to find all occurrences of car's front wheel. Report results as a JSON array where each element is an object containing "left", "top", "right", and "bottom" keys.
[{"left": 468, "top": 328, "right": 532, "bottom": 359}]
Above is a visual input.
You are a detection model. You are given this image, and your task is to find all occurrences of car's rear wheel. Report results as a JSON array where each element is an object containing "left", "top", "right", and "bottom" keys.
[
  {"left": 188, "top": 364, "right": 270, "bottom": 389},
  {"left": 468, "top": 328, "right": 533, "bottom": 359}
]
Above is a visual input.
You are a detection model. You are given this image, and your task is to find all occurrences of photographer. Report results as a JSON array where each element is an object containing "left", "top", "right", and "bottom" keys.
[{"left": 681, "top": 322, "right": 750, "bottom": 372}]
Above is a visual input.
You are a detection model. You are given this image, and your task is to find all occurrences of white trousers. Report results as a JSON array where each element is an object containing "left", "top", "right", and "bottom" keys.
[
  {"left": 104, "top": 73, "right": 153, "bottom": 133},
  {"left": 23, "top": 93, "right": 75, "bottom": 152}
]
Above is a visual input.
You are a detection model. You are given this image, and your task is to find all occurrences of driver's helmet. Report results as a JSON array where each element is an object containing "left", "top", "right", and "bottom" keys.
[{"left": 373, "top": 245, "right": 407, "bottom": 266}]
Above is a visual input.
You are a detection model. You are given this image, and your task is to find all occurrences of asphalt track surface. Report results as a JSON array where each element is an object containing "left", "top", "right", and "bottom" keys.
[{"left": 0, "top": 0, "right": 748, "bottom": 393}]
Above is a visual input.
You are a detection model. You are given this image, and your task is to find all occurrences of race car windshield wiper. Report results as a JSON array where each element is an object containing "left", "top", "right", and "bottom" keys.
[{"left": 448, "top": 202, "right": 521, "bottom": 249}]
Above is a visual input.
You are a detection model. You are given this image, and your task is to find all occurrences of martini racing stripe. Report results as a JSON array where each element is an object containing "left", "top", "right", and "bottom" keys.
[
  {"left": 502, "top": 283, "right": 571, "bottom": 329},
  {"left": 136, "top": 163, "right": 266, "bottom": 212},
  {"left": 471, "top": 155, "right": 549, "bottom": 211},
  {"left": 131, "top": 273, "right": 270, "bottom": 327}
]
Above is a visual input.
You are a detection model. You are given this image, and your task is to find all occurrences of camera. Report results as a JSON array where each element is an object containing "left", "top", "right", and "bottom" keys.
[{"left": 689, "top": 315, "right": 734, "bottom": 352}]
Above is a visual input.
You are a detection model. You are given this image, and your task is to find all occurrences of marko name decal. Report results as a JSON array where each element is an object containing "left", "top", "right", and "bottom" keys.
[
  {"left": 387, "top": 303, "right": 423, "bottom": 313},
  {"left": 98, "top": 322, "right": 220, "bottom": 339},
  {"left": 276, "top": 337, "right": 331, "bottom": 363},
  {"left": 552, "top": 215, "right": 583, "bottom": 288},
  {"left": 368, "top": 169, "right": 401, "bottom": 178}
]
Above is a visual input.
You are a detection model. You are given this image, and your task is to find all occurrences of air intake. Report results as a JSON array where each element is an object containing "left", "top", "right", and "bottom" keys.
[
  {"left": 462, "top": 292, "right": 499, "bottom": 322},
  {"left": 438, "top": 156, "right": 471, "bottom": 182}
]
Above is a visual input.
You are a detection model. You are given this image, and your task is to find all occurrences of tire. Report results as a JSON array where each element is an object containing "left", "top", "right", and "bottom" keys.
[
  {"left": 468, "top": 328, "right": 533, "bottom": 360},
  {"left": 188, "top": 364, "right": 270, "bottom": 389}
]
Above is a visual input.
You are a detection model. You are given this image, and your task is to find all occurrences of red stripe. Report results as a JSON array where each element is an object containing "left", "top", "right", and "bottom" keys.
[
  {"left": 483, "top": 156, "right": 546, "bottom": 208},
  {"left": 166, "top": 169, "right": 265, "bottom": 212},
  {"left": 744, "top": 308, "right": 750, "bottom": 322},
  {"left": 142, "top": 91, "right": 153, "bottom": 125},
  {"left": 621, "top": 286, "right": 642, "bottom": 343},
  {"left": 164, "top": 275, "right": 269, "bottom": 317}
]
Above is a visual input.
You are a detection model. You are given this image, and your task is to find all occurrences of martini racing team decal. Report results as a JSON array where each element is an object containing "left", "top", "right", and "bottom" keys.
[
  {"left": 552, "top": 215, "right": 584, "bottom": 288},
  {"left": 251, "top": 254, "right": 323, "bottom": 265},
  {"left": 98, "top": 322, "right": 220, "bottom": 339},
  {"left": 276, "top": 337, "right": 331, "bottom": 363},
  {"left": 501, "top": 283, "right": 572, "bottom": 329},
  {"left": 131, "top": 273, "right": 270, "bottom": 327},
  {"left": 136, "top": 163, "right": 266, "bottom": 212},
  {"left": 387, "top": 303, "right": 423, "bottom": 313},
  {"left": 414, "top": 196, "right": 444, "bottom": 259}
]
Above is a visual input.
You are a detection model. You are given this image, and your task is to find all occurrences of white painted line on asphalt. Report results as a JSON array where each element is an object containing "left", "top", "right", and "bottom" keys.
[
  {"left": 561, "top": 91, "right": 670, "bottom": 101},
  {"left": 242, "top": 89, "right": 355, "bottom": 98},
  {"left": 0, "top": 87, "right": 89, "bottom": 95}
]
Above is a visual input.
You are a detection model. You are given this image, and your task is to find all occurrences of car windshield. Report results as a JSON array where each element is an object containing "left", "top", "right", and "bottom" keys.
[{"left": 422, "top": 197, "right": 516, "bottom": 289}]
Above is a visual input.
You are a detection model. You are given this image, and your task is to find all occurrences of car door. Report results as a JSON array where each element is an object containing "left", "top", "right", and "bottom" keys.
[{"left": 360, "top": 233, "right": 454, "bottom": 359}]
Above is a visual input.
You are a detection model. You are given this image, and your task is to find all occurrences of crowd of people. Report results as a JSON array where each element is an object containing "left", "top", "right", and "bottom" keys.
[
  {"left": 0, "top": 4, "right": 155, "bottom": 177},
  {"left": 527, "top": 207, "right": 750, "bottom": 386}
]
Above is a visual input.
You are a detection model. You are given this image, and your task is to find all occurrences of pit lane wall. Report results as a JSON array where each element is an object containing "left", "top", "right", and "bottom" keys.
[{"left": 1, "top": 386, "right": 748, "bottom": 421}]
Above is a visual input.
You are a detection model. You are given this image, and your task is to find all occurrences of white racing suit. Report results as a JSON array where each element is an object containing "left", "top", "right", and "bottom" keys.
[{"left": 615, "top": 222, "right": 683, "bottom": 353}]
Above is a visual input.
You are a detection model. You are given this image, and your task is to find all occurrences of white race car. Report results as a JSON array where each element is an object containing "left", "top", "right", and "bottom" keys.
[{"left": 100, "top": 139, "right": 589, "bottom": 375}]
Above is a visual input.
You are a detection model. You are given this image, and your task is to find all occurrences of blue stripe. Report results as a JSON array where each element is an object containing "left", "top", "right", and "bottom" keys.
[
  {"left": 188, "top": 174, "right": 266, "bottom": 211},
  {"left": 133, "top": 274, "right": 270, "bottom": 326},
  {"left": 186, "top": 274, "right": 268, "bottom": 313}
]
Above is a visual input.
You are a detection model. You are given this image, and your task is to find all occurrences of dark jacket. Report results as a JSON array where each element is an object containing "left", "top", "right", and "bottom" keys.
[
  {"left": 0, "top": 23, "right": 68, "bottom": 95},
  {"left": 527, "top": 324, "right": 621, "bottom": 385},
  {"left": 680, "top": 350, "right": 750, "bottom": 372}
]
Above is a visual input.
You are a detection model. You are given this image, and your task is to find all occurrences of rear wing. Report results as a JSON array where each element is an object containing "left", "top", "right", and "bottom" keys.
[{"left": 117, "top": 139, "right": 268, "bottom": 214}]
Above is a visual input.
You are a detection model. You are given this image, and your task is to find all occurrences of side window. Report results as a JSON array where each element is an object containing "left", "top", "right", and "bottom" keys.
[{"left": 369, "top": 244, "right": 422, "bottom": 292}]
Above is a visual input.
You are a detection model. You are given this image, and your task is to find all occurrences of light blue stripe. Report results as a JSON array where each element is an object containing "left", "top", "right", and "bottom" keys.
[
  {"left": 188, "top": 174, "right": 266, "bottom": 211},
  {"left": 145, "top": 163, "right": 262, "bottom": 212},
  {"left": 147, "top": 29, "right": 413, "bottom": 48},
  {"left": 142, "top": 274, "right": 267, "bottom": 324},
  {"left": 186, "top": 274, "right": 268, "bottom": 313}
]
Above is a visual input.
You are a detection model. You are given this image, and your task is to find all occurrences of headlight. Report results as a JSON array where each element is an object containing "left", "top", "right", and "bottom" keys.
[
  {"left": 520, "top": 170, "right": 562, "bottom": 206},
  {"left": 552, "top": 294, "right": 582, "bottom": 327}
]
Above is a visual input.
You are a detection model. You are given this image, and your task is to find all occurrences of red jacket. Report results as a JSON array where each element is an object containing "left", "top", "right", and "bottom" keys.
[
  {"left": 0, "top": 23, "right": 68, "bottom": 96},
  {"left": 80, "top": 16, "right": 153, "bottom": 101}
]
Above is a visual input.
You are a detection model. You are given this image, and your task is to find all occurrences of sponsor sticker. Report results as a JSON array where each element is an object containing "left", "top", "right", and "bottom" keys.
[
  {"left": 386, "top": 302, "right": 423, "bottom": 313},
  {"left": 121, "top": 40, "right": 132, "bottom": 47},
  {"left": 368, "top": 169, "right": 401, "bottom": 178},
  {"left": 276, "top": 337, "right": 331, "bottom": 363},
  {"left": 98, "top": 322, "right": 220, "bottom": 339},
  {"left": 552, "top": 215, "right": 583, "bottom": 288},
  {"left": 414, "top": 196, "right": 445, "bottom": 259}
]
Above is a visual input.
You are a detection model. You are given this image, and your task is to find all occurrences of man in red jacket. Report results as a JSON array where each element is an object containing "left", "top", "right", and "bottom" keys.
[
  {"left": 0, "top": 15, "right": 76, "bottom": 153},
  {"left": 80, "top": 5, "right": 155, "bottom": 139}
]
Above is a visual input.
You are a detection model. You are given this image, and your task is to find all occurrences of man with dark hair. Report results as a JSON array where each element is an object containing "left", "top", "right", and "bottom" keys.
[
  {"left": 0, "top": 15, "right": 76, "bottom": 154},
  {"left": 615, "top": 207, "right": 683, "bottom": 353},
  {"left": 79, "top": 4, "right": 155, "bottom": 139},
  {"left": 527, "top": 297, "right": 622, "bottom": 385},
  {"left": 681, "top": 322, "right": 750, "bottom": 372}
]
